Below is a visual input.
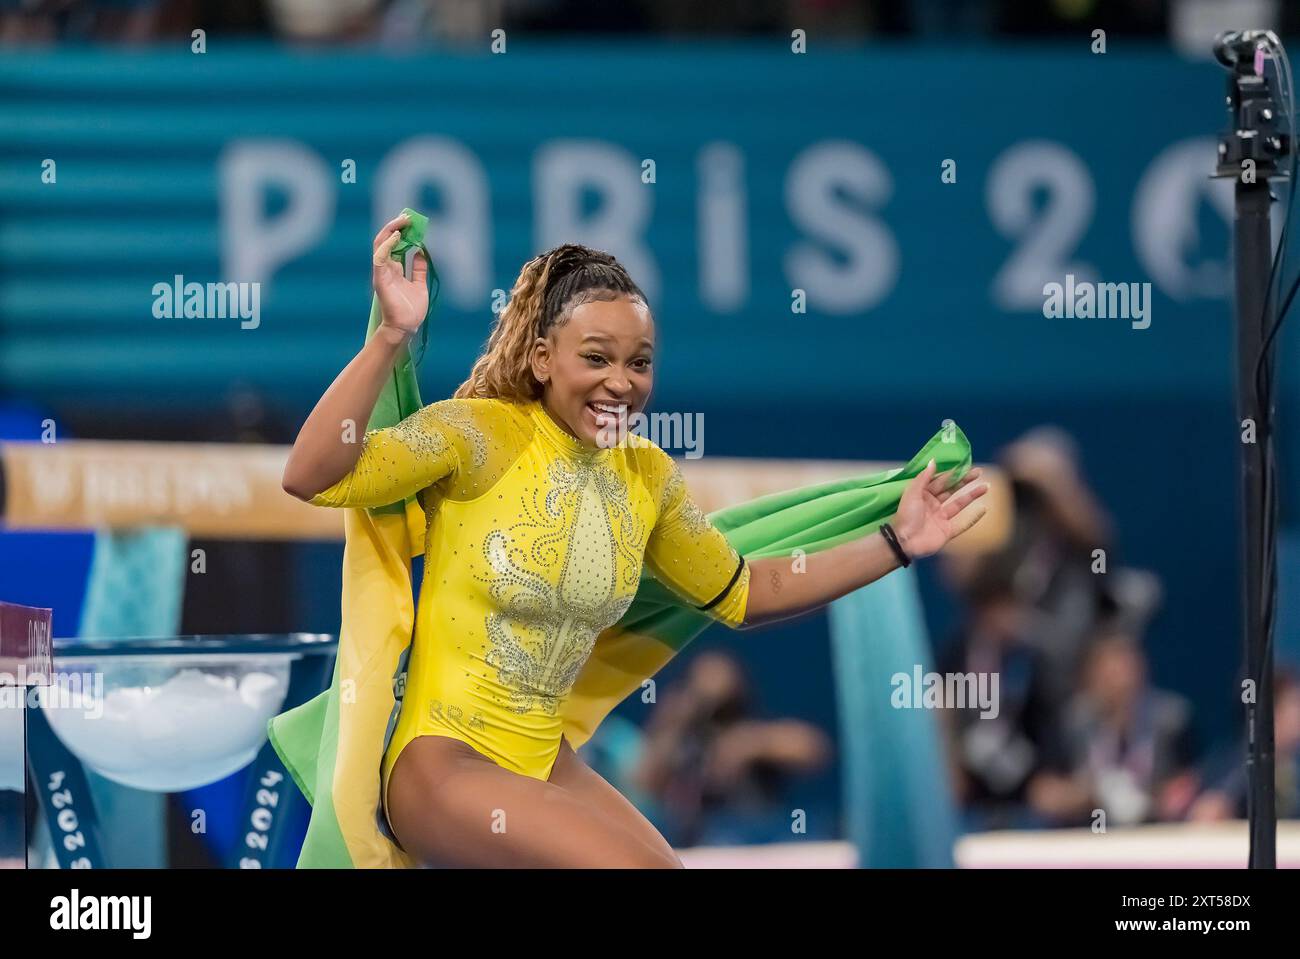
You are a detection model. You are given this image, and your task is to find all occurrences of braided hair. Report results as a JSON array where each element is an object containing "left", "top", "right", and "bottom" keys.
[{"left": 453, "top": 244, "right": 648, "bottom": 401}]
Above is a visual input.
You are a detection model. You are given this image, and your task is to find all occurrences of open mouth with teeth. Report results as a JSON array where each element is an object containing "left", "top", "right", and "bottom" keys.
[{"left": 585, "top": 400, "right": 629, "bottom": 431}]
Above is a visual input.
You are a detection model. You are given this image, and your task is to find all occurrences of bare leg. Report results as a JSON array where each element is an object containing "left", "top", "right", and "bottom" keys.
[
  {"left": 385, "top": 735, "right": 681, "bottom": 868},
  {"left": 547, "top": 737, "right": 682, "bottom": 866}
]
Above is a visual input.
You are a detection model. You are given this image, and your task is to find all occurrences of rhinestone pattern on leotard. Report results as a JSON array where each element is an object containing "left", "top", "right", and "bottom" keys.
[
  {"left": 659, "top": 458, "right": 713, "bottom": 537},
  {"left": 477, "top": 450, "right": 648, "bottom": 715}
]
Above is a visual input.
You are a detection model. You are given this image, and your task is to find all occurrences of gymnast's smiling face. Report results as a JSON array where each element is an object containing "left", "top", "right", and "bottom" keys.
[{"left": 530, "top": 295, "right": 655, "bottom": 449}]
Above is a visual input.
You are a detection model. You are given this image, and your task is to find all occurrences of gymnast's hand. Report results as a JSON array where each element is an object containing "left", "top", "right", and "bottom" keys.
[
  {"left": 372, "top": 212, "right": 429, "bottom": 342},
  {"left": 891, "top": 461, "right": 989, "bottom": 560}
]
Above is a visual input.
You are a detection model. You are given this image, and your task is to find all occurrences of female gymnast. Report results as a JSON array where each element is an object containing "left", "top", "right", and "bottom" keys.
[{"left": 282, "top": 212, "right": 990, "bottom": 868}]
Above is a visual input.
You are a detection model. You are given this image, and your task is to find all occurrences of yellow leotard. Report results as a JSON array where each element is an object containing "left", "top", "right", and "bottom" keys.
[{"left": 309, "top": 396, "right": 750, "bottom": 829}]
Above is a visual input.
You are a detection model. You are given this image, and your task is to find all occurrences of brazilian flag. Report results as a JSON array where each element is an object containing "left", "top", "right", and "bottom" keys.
[{"left": 267, "top": 212, "right": 973, "bottom": 867}]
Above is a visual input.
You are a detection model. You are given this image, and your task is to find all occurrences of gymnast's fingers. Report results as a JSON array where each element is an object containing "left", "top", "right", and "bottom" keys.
[
  {"left": 937, "top": 466, "right": 983, "bottom": 502},
  {"left": 927, "top": 467, "right": 955, "bottom": 496},
  {"left": 949, "top": 502, "right": 989, "bottom": 540},
  {"left": 373, "top": 229, "right": 402, "bottom": 268},
  {"left": 931, "top": 465, "right": 982, "bottom": 496},
  {"left": 373, "top": 212, "right": 410, "bottom": 248},
  {"left": 941, "top": 480, "right": 989, "bottom": 519}
]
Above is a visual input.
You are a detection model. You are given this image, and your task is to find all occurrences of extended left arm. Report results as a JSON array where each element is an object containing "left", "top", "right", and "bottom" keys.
[{"left": 739, "top": 461, "right": 989, "bottom": 629}]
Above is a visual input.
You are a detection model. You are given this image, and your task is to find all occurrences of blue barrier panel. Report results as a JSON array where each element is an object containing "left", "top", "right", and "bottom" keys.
[{"left": 829, "top": 568, "right": 958, "bottom": 867}]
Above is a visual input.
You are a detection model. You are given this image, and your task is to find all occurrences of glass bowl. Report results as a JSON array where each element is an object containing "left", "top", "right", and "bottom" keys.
[{"left": 37, "top": 634, "right": 334, "bottom": 792}]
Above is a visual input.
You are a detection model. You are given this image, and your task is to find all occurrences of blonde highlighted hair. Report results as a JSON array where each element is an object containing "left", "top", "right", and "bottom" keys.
[{"left": 454, "top": 244, "right": 647, "bottom": 401}]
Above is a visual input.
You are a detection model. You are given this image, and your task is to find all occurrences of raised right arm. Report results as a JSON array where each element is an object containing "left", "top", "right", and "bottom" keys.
[
  {"left": 281, "top": 325, "right": 415, "bottom": 501},
  {"left": 283, "top": 211, "right": 433, "bottom": 503}
]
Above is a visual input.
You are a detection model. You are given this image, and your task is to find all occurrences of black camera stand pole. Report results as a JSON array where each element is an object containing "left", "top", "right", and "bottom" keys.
[{"left": 1213, "top": 28, "right": 1291, "bottom": 869}]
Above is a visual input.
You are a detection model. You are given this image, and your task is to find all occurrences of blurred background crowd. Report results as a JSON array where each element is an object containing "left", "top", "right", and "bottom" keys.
[{"left": 2, "top": 0, "right": 1300, "bottom": 49}]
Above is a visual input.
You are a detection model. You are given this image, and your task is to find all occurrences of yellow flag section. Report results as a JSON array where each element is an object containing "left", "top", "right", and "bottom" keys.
[{"left": 268, "top": 497, "right": 425, "bottom": 868}]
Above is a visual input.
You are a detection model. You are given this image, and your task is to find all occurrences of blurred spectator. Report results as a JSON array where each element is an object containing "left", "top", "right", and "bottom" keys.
[
  {"left": 996, "top": 427, "right": 1118, "bottom": 693},
  {"left": 996, "top": 0, "right": 1167, "bottom": 36},
  {"left": 944, "top": 427, "right": 1160, "bottom": 711},
  {"left": 633, "top": 650, "right": 831, "bottom": 846},
  {"left": 1188, "top": 667, "right": 1300, "bottom": 822},
  {"left": 262, "top": 0, "right": 383, "bottom": 42},
  {"left": 936, "top": 555, "right": 1077, "bottom": 830},
  {"left": 939, "top": 425, "right": 1177, "bottom": 831},
  {"left": 644, "top": 0, "right": 884, "bottom": 35},
  {"left": 0, "top": 0, "right": 271, "bottom": 45},
  {"left": 1172, "top": 1, "right": 1282, "bottom": 60},
  {"left": 1057, "top": 628, "right": 1200, "bottom": 827}
]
